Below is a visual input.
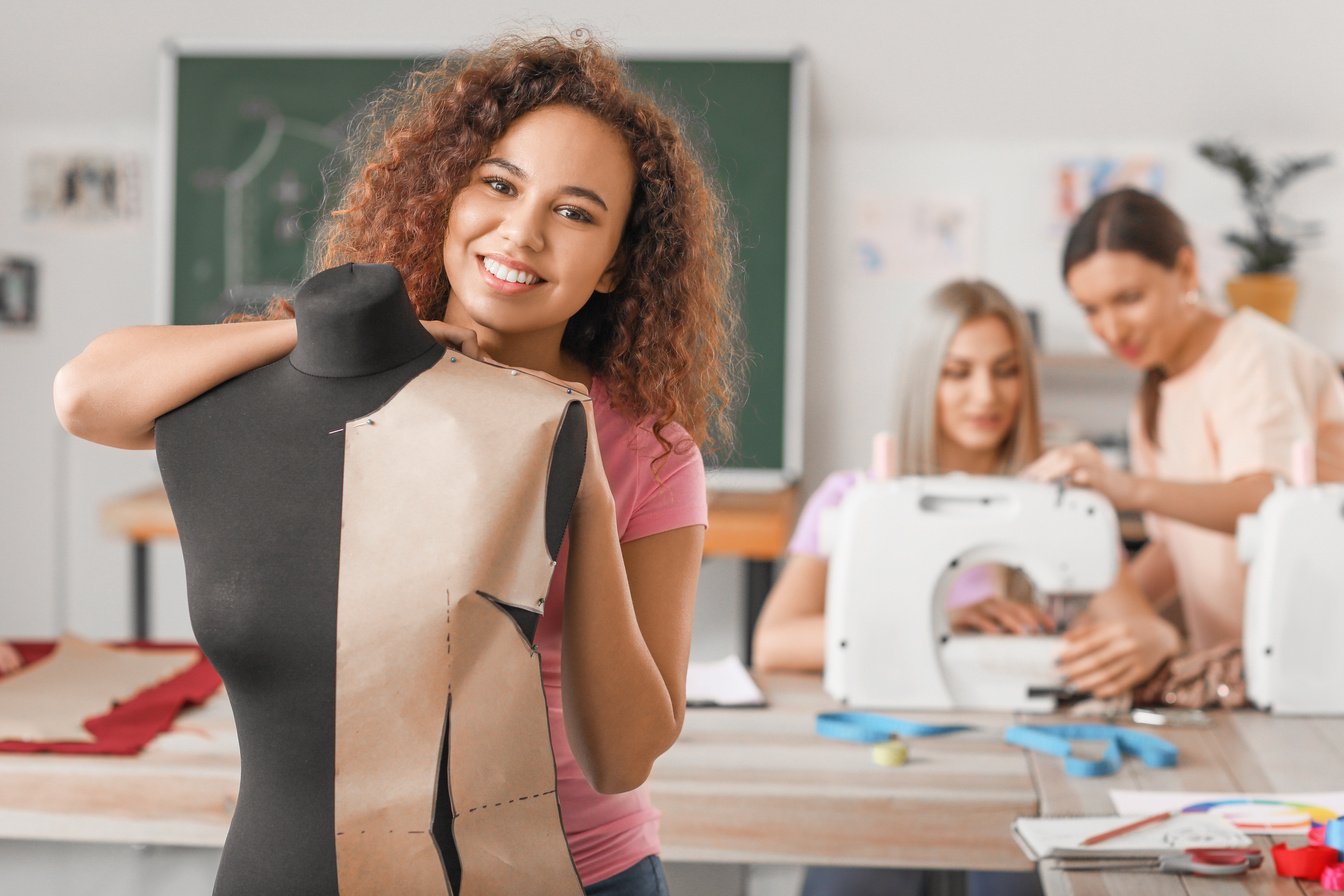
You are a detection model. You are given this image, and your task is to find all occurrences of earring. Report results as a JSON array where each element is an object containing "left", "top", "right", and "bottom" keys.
[{"left": 1183, "top": 288, "right": 1201, "bottom": 307}]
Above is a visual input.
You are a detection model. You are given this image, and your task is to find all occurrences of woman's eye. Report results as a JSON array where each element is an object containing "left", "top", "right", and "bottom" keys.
[
  {"left": 941, "top": 368, "right": 969, "bottom": 380},
  {"left": 994, "top": 366, "right": 1021, "bottom": 379},
  {"left": 483, "top": 176, "right": 513, "bottom": 195},
  {"left": 557, "top": 206, "right": 593, "bottom": 223}
]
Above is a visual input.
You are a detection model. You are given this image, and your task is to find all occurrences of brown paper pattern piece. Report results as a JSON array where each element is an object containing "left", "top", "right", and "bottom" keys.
[
  {"left": 0, "top": 635, "right": 199, "bottom": 743},
  {"left": 449, "top": 591, "right": 582, "bottom": 894},
  {"left": 334, "top": 351, "right": 585, "bottom": 895}
]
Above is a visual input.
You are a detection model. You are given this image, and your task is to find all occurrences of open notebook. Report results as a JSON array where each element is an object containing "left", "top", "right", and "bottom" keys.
[{"left": 1012, "top": 813, "right": 1253, "bottom": 861}]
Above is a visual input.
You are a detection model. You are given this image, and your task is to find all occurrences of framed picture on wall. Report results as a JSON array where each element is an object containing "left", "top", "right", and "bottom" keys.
[{"left": 0, "top": 257, "right": 38, "bottom": 327}]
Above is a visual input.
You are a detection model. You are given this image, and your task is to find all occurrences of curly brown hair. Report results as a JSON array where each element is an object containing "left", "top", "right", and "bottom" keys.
[{"left": 309, "top": 30, "right": 743, "bottom": 461}]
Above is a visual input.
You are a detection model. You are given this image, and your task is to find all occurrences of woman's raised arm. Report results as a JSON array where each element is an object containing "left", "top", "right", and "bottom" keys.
[{"left": 53, "top": 320, "right": 298, "bottom": 450}]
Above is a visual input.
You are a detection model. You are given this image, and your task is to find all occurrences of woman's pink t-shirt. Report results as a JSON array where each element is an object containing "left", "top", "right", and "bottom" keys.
[{"left": 533, "top": 377, "right": 708, "bottom": 887}]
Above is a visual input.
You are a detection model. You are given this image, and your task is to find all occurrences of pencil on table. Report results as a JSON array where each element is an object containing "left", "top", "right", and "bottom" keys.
[{"left": 1079, "top": 809, "right": 1180, "bottom": 847}]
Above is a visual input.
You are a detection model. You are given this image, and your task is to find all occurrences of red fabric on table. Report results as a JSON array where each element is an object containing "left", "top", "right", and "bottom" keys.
[{"left": 0, "top": 641, "right": 222, "bottom": 755}]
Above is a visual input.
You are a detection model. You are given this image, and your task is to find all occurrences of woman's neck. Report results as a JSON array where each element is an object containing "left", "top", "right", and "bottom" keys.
[
  {"left": 289, "top": 263, "right": 437, "bottom": 378},
  {"left": 1159, "top": 306, "right": 1223, "bottom": 378},
  {"left": 443, "top": 299, "right": 593, "bottom": 388},
  {"left": 935, "top": 438, "right": 1000, "bottom": 475}
]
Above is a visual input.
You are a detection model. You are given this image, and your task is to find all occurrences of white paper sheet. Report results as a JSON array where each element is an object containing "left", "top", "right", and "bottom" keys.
[
  {"left": 685, "top": 655, "right": 766, "bottom": 708},
  {"left": 1012, "top": 813, "right": 1251, "bottom": 861}
]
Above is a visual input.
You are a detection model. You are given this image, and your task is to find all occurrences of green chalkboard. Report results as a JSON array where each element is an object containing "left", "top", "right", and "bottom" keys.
[{"left": 168, "top": 50, "right": 802, "bottom": 479}]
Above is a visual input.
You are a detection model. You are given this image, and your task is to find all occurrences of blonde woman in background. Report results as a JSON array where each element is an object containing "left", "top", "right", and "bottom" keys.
[{"left": 753, "top": 280, "right": 1180, "bottom": 896}]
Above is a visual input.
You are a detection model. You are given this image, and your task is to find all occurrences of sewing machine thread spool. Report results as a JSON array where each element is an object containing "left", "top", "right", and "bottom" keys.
[
  {"left": 871, "top": 432, "right": 898, "bottom": 480},
  {"left": 871, "top": 737, "right": 908, "bottom": 767}
]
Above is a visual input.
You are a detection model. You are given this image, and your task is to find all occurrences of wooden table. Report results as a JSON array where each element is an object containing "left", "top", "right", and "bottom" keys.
[
  {"left": 653, "top": 673, "right": 1035, "bottom": 870},
  {"left": 0, "top": 673, "right": 1035, "bottom": 872},
  {"left": 102, "top": 484, "right": 799, "bottom": 656},
  {"left": 1031, "top": 710, "right": 1344, "bottom": 895},
  {"left": 2, "top": 673, "right": 1342, "bottom": 892}
]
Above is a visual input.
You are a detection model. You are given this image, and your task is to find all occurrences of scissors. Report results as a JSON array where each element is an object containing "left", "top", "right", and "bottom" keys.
[{"left": 1055, "top": 848, "right": 1263, "bottom": 876}]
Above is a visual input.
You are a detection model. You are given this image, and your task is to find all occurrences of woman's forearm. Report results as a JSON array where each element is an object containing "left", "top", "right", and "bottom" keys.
[
  {"left": 751, "top": 554, "right": 828, "bottom": 673},
  {"left": 1127, "top": 472, "right": 1274, "bottom": 535},
  {"left": 53, "top": 320, "right": 298, "bottom": 449},
  {"left": 560, "top": 495, "right": 695, "bottom": 794},
  {"left": 751, "top": 614, "right": 826, "bottom": 672}
]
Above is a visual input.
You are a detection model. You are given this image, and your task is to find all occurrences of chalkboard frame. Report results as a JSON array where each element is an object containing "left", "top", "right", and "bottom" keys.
[{"left": 157, "top": 41, "right": 808, "bottom": 490}]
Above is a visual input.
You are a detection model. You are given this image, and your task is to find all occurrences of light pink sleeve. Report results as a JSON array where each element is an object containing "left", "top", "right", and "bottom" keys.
[
  {"left": 1204, "top": 334, "right": 1314, "bottom": 481},
  {"left": 787, "top": 470, "right": 863, "bottom": 557}
]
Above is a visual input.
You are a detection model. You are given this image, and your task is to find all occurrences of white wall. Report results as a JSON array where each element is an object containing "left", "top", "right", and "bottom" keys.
[{"left": 6, "top": 0, "right": 1344, "bottom": 637}]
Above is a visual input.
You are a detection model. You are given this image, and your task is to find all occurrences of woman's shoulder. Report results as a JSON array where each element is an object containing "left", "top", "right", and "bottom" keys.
[
  {"left": 1214, "top": 308, "right": 1335, "bottom": 377},
  {"left": 590, "top": 378, "right": 702, "bottom": 480},
  {"left": 806, "top": 469, "right": 866, "bottom": 509}
]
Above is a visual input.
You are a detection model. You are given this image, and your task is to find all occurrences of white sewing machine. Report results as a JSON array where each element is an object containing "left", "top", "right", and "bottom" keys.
[
  {"left": 822, "top": 475, "right": 1119, "bottom": 712},
  {"left": 1238, "top": 484, "right": 1344, "bottom": 715}
]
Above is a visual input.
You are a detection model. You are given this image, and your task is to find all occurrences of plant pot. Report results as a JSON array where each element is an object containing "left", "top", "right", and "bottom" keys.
[{"left": 1225, "top": 274, "right": 1298, "bottom": 324}]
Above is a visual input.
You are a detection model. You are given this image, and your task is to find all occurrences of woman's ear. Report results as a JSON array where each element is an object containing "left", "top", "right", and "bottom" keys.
[
  {"left": 1175, "top": 245, "right": 1200, "bottom": 292},
  {"left": 595, "top": 250, "right": 626, "bottom": 295}
]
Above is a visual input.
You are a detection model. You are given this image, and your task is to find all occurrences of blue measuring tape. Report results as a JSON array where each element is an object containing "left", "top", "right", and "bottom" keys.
[
  {"left": 1002, "top": 724, "right": 1179, "bottom": 778},
  {"left": 815, "top": 712, "right": 973, "bottom": 743}
]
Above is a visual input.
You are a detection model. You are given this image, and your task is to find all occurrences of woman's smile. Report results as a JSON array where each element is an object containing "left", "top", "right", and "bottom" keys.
[{"left": 479, "top": 254, "right": 545, "bottom": 292}]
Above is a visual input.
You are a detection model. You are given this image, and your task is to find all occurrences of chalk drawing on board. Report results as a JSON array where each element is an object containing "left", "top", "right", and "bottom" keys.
[{"left": 187, "top": 99, "right": 346, "bottom": 316}]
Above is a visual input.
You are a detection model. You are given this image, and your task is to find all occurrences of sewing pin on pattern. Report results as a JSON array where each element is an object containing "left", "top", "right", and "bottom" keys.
[{"left": 328, "top": 418, "right": 376, "bottom": 435}]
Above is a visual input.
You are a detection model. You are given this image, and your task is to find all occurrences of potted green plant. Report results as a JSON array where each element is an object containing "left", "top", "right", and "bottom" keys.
[{"left": 1194, "top": 139, "right": 1331, "bottom": 323}]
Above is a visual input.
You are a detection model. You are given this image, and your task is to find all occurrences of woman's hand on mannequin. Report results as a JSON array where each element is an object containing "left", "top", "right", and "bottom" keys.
[
  {"left": 948, "top": 597, "right": 1055, "bottom": 634},
  {"left": 419, "top": 320, "right": 488, "bottom": 361},
  {"left": 54, "top": 320, "right": 299, "bottom": 449},
  {"left": 1023, "top": 441, "right": 1137, "bottom": 509},
  {"left": 1056, "top": 613, "right": 1181, "bottom": 698}
]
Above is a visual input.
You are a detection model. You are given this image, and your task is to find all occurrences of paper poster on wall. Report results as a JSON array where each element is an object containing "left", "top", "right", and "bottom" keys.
[
  {"left": 1054, "top": 156, "right": 1163, "bottom": 229},
  {"left": 853, "top": 195, "right": 981, "bottom": 281},
  {"left": 25, "top": 154, "right": 142, "bottom": 223}
]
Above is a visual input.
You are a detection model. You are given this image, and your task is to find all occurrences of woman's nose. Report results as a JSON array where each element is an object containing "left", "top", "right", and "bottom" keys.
[
  {"left": 498, "top": 201, "right": 546, "bottom": 251},
  {"left": 1093, "top": 308, "right": 1121, "bottom": 345},
  {"left": 970, "top": 369, "right": 996, "bottom": 402}
]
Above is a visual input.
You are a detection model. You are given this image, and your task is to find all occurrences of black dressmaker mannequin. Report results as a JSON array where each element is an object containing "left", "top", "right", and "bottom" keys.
[{"left": 156, "top": 263, "right": 442, "bottom": 895}]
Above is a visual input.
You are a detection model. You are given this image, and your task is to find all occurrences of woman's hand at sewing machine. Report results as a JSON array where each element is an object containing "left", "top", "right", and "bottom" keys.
[
  {"left": 948, "top": 597, "right": 1056, "bottom": 634},
  {"left": 1055, "top": 569, "right": 1182, "bottom": 698}
]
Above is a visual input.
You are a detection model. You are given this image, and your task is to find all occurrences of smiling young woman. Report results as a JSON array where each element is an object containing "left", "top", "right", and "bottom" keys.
[{"left": 54, "top": 31, "right": 743, "bottom": 896}]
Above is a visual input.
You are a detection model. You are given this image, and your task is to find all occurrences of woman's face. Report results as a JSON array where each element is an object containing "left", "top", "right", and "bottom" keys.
[
  {"left": 936, "top": 314, "right": 1023, "bottom": 457},
  {"left": 441, "top": 104, "right": 636, "bottom": 348},
  {"left": 1065, "top": 248, "right": 1197, "bottom": 369}
]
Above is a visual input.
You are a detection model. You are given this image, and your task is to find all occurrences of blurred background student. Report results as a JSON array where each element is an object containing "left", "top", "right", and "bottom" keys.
[
  {"left": 752, "top": 279, "right": 1179, "bottom": 896},
  {"left": 1026, "top": 188, "right": 1344, "bottom": 651}
]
